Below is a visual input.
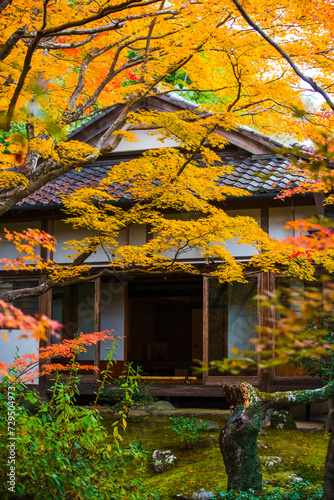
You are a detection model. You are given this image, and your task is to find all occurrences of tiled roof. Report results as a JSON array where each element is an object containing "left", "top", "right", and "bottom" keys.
[
  {"left": 16, "top": 151, "right": 298, "bottom": 209},
  {"left": 219, "top": 153, "right": 296, "bottom": 194}
]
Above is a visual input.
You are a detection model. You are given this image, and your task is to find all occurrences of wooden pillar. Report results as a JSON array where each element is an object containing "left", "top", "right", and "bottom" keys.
[
  {"left": 259, "top": 271, "right": 275, "bottom": 392},
  {"left": 94, "top": 277, "right": 101, "bottom": 382},
  {"left": 40, "top": 219, "right": 49, "bottom": 261},
  {"left": 124, "top": 280, "right": 128, "bottom": 365},
  {"left": 50, "top": 210, "right": 55, "bottom": 261},
  {"left": 202, "top": 275, "right": 209, "bottom": 385},
  {"left": 38, "top": 285, "right": 52, "bottom": 397}
]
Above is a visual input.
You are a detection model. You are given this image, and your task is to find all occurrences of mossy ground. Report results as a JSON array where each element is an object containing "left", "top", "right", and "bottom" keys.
[{"left": 103, "top": 414, "right": 329, "bottom": 499}]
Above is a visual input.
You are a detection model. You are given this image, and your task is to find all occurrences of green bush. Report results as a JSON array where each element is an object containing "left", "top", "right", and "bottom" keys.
[
  {"left": 212, "top": 481, "right": 323, "bottom": 500},
  {"left": 0, "top": 369, "right": 156, "bottom": 499},
  {"left": 98, "top": 363, "right": 155, "bottom": 409},
  {"left": 169, "top": 416, "right": 210, "bottom": 445}
]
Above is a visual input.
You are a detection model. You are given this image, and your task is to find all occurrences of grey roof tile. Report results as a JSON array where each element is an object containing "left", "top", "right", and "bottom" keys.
[{"left": 14, "top": 151, "right": 305, "bottom": 209}]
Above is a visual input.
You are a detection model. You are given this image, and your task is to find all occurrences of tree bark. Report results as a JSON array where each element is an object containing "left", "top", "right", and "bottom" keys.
[
  {"left": 219, "top": 383, "right": 270, "bottom": 493},
  {"left": 220, "top": 406, "right": 267, "bottom": 492},
  {"left": 324, "top": 413, "right": 334, "bottom": 500},
  {"left": 220, "top": 381, "right": 334, "bottom": 493}
]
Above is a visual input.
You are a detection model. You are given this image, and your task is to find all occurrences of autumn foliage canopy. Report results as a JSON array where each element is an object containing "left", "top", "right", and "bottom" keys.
[{"left": 0, "top": 0, "right": 334, "bottom": 301}]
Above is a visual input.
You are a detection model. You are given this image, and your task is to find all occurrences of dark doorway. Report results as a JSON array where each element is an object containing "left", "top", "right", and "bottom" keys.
[{"left": 127, "top": 277, "right": 203, "bottom": 376}]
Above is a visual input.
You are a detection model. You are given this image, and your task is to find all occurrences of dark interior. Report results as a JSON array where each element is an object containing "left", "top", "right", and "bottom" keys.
[{"left": 127, "top": 278, "right": 203, "bottom": 377}]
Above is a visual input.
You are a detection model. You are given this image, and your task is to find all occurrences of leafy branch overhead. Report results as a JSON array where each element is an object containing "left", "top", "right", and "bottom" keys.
[
  {"left": 1, "top": 0, "right": 334, "bottom": 300},
  {"left": 1, "top": 0, "right": 334, "bottom": 207}
]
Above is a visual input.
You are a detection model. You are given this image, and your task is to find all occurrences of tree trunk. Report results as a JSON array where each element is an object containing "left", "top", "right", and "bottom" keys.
[
  {"left": 324, "top": 413, "right": 334, "bottom": 500},
  {"left": 219, "top": 408, "right": 265, "bottom": 492},
  {"left": 220, "top": 381, "right": 334, "bottom": 493},
  {"left": 219, "top": 383, "right": 269, "bottom": 493},
  {"left": 325, "top": 396, "right": 334, "bottom": 434}
]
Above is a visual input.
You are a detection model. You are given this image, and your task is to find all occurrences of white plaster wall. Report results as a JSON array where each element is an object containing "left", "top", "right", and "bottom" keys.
[
  {"left": 158, "top": 212, "right": 203, "bottom": 261},
  {"left": 111, "top": 129, "right": 180, "bottom": 152},
  {"left": 128, "top": 224, "right": 146, "bottom": 247},
  {"left": 295, "top": 205, "right": 317, "bottom": 222},
  {"left": 269, "top": 207, "right": 293, "bottom": 240},
  {"left": 158, "top": 209, "right": 262, "bottom": 260},
  {"left": 0, "top": 330, "right": 39, "bottom": 383},
  {"left": 269, "top": 205, "right": 316, "bottom": 240},
  {"left": 0, "top": 221, "right": 41, "bottom": 268},
  {"left": 223, "top": 209, "right": 261, "bottom": 258},
  {"left": 100, "top": 281, "right": 125, "bottom": 360},
  {"left": 53, "top": 220, "right": 126, "bottom": 263}
]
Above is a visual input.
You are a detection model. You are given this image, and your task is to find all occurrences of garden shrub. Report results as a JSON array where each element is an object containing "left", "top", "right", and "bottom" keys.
[
  {"left": 169, "top": 416, "right": 210, "bottom": 445},
  {"left": 0, "top": 341, "right": 157, "bottom": 500},
  {"left": 212, "top": 481, "right": 323, "bottom": 500},
  {"left": 98, "top": 363, "right": 155, "bottom": 409}
]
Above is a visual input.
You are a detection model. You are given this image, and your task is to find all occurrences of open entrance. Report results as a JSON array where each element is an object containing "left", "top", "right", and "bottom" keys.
[{"left": 127, "top": 277, "right": 203, "bottom": 378}]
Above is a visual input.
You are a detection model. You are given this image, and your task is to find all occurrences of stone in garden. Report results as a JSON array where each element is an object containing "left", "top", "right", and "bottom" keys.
[
  {"left": 151, "top": 450, "right": 177, "bottom": 473},
  {"left": 191, "top": 488, "right": 215, "bottom": 500},
  {"left": 261, "top": 456, "right": 282, "bottom": 467},
  {"left": 150, "top": 400, "right": 176, "bottom": 411},
  {"left": 262, "top": 408, "right": 273, "bottom": 427},
  {"left": 284, "top": 473, "right": 303, "bottom": 482},
  {"left": 270, "top": 410, "right": 297, "bottom": 430},
  {"left": 134, "top": 400, "right": 175, "bottom": 411},
  {"left": 128, "top": 409, "right": 149, "bottom": 417}
]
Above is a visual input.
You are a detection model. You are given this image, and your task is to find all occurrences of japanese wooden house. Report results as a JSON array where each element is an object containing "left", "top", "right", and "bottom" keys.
[{"left": 0, "top": 95, "right": 321, "bottom": 402}]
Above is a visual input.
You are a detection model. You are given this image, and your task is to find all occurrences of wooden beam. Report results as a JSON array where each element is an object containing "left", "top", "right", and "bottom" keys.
[
  {"left": 259, "top": 272, "right": 275, "bottom": 392},
  {"left": 124, "top": 280, "right": 128, "bottom": 365},
  {"left": 203, "top": 275, "right": 209, "bottom": 385},
  {"left": 38, "top": 283, "right": 52, "bottom": 396},
  {"left": 94, "top": 277, "right": 101, "bottom": 382}
]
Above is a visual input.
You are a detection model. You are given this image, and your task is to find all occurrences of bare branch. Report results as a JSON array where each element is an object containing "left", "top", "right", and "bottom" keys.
[
  {"left": 0, "top": 26, "right": 27, "bottom": 61},
  {"left": 175, "top": 123, "right": 218, "bottom": 178},
  {"left": 38, "top": 35, "right": 96, "bottom": 50},
  {"left": 67, "top": 42, "right": 122, "bottom": 112},
  {"left": 144, "top": 0, "right": 165, "bottom": 69},
  {"left": 41, "top": 0, "right": 51, "bottom": 31},
  {"left": 35, "top": 0, "right": 164, "bottom": 38},
  {"left": 231, "top": 0, "right": 334, "bottom": 111},
  {"left": 226, "top": 53, "right": 243, "bottom": 112},
  {"left": 97, "top": 96, "right": 141, "bottom": 150},
  {"left": 23, "top": 10, "right": 178, "bottom": 39},
  {"left": 234, "top": 98, "right": 272, "bottom": 112},
  {"left": 0, "top": 33, "right": 44, "bottom": 131}
]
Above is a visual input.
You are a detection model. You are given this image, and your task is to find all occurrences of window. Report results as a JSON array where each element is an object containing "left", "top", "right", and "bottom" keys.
[
  {"left": 0, "top": 280, "right": 39, "bottom": 315},
  {"left": 52, "top": 282, "right": 95, "bottom": 360},
  {"left": 274, "top": 277, "right": 322, "bottom": 378},
  {"left": 208, "top": 277, "right": 258, "bottom": 375}
]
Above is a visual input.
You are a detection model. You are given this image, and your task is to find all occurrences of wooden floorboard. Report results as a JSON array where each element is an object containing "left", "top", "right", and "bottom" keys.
[{"left": 50, "top": 382, "right": 226, "bottom": 397}]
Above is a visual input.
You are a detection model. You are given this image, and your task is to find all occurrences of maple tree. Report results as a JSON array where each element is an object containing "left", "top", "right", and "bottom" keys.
[
  {"left": 1, "top": 2, "right": 334, "bottom": 495},
  {"left": 1, "top": 0, "right": 334, "bottom": 304},
  {"left": 0, "top": 328, "right": 117, "bottom": 382}
]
